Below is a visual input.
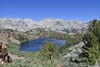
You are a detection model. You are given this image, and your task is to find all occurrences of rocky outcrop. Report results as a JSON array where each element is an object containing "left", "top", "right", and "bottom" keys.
[
  {"left": 0, "top": 42, "right": 12, "bottom": 64},
  {"left": 8, "top": 53, "right": 24, "bottom": 61},
  {"left": 64, "top": 42, "right": 84, "bottom": 58},
  {"left": 0, "top": 42, "right": 24, "bottom": 65}
]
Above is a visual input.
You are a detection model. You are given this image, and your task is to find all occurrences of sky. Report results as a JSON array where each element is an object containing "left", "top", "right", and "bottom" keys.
[{"left": 0, "top": 0, "right": 100, "bottom": 22}]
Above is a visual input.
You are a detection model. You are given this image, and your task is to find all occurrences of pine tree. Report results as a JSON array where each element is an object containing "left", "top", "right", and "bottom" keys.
[
  {"left": 82, "top": 19, "right": 100, "bottom": 65},
  {"left": 40, "top": 41, "right": 59, "bottom": 61}
]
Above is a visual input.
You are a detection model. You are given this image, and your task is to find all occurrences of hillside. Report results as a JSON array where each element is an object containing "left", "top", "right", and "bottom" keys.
[{"left": 0, "top": 18, "right": 89, "bottom": 67}]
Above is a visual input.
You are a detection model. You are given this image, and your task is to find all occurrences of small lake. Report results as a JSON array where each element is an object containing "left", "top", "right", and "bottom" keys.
[{"left": 20, "top": 38, "right": 66, "bottom": 52}]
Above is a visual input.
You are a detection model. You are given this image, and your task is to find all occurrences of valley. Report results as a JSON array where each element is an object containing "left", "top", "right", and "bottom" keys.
[{"left": 0, "top": 18, "right": 99, "bottom": 67}]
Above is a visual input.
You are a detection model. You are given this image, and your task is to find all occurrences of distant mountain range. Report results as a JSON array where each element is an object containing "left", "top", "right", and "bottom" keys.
[{"left": 0, "top": 18, "right": 88, "bottom": 32}]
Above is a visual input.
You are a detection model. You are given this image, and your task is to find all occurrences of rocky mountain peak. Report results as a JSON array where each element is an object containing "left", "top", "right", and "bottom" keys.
[{"left": 0, "top": 18, "right": 88, "bottom": 32}]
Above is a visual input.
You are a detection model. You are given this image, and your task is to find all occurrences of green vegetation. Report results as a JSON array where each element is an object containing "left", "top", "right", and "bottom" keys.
[
  {"left": 81, "top": 19, "right": 100, "bottom": 65},
  {"left": 60, "top": 33, "right": 82, "bottom": 55},
  {"left": 0, "top": 29, "right": 14, "bottom": 33},
  {"left": 6, "top": 58, "right": 60, "bottom": 67},
  {"left": 5, "top": 42, "right": 61, "bottom": 67},
  {"left": 40, "top": 41, "right": 59, "bottom": 61},
  {"left": 5, "top": 42, "right": 87, "bottom": 67},
  {"left": 7, "top": 43, "right": 21, "bottom": 55},
  {"left": 13, "top": 32, "right": 30, "bottom": 43},
  {"left": 0, "top": 25, "right": 89, "bottom": 67},
  {"left": 6, "top": 42, "right": 29, "bottom": 57},
  {"left": 4, "top": 31, "right": 83, "bottom": 67}
]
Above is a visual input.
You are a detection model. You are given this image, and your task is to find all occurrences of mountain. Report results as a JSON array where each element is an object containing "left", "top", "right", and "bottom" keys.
[
  {"left": 0, "top": 18, "right": 88, "bottom": 32},
  {"left": 0, "top": 18, "right": 39, "bottom": 31}
]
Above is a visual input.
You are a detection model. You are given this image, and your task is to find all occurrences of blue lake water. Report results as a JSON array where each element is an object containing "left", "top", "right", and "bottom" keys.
[{"left": 20, "top": 38, "right": 66, "bottom": 52}]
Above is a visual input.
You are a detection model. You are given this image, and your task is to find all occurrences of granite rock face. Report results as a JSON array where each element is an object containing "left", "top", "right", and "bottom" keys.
[{"left": 64, "top": 42, "right": 84, "bottom": 58}]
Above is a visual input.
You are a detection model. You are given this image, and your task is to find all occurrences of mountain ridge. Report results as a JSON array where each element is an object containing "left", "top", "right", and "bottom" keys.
[{"left": 0, "top": 18, "right": 88, "bottom": 32}]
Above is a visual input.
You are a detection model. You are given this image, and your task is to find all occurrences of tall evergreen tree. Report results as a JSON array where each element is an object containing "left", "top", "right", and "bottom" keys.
[
  {"left": 40, "top": 41, "right": 59, "bottom": 61},
  {"left": 82, "top": 19, "right": 100, "bottom": 65}
]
